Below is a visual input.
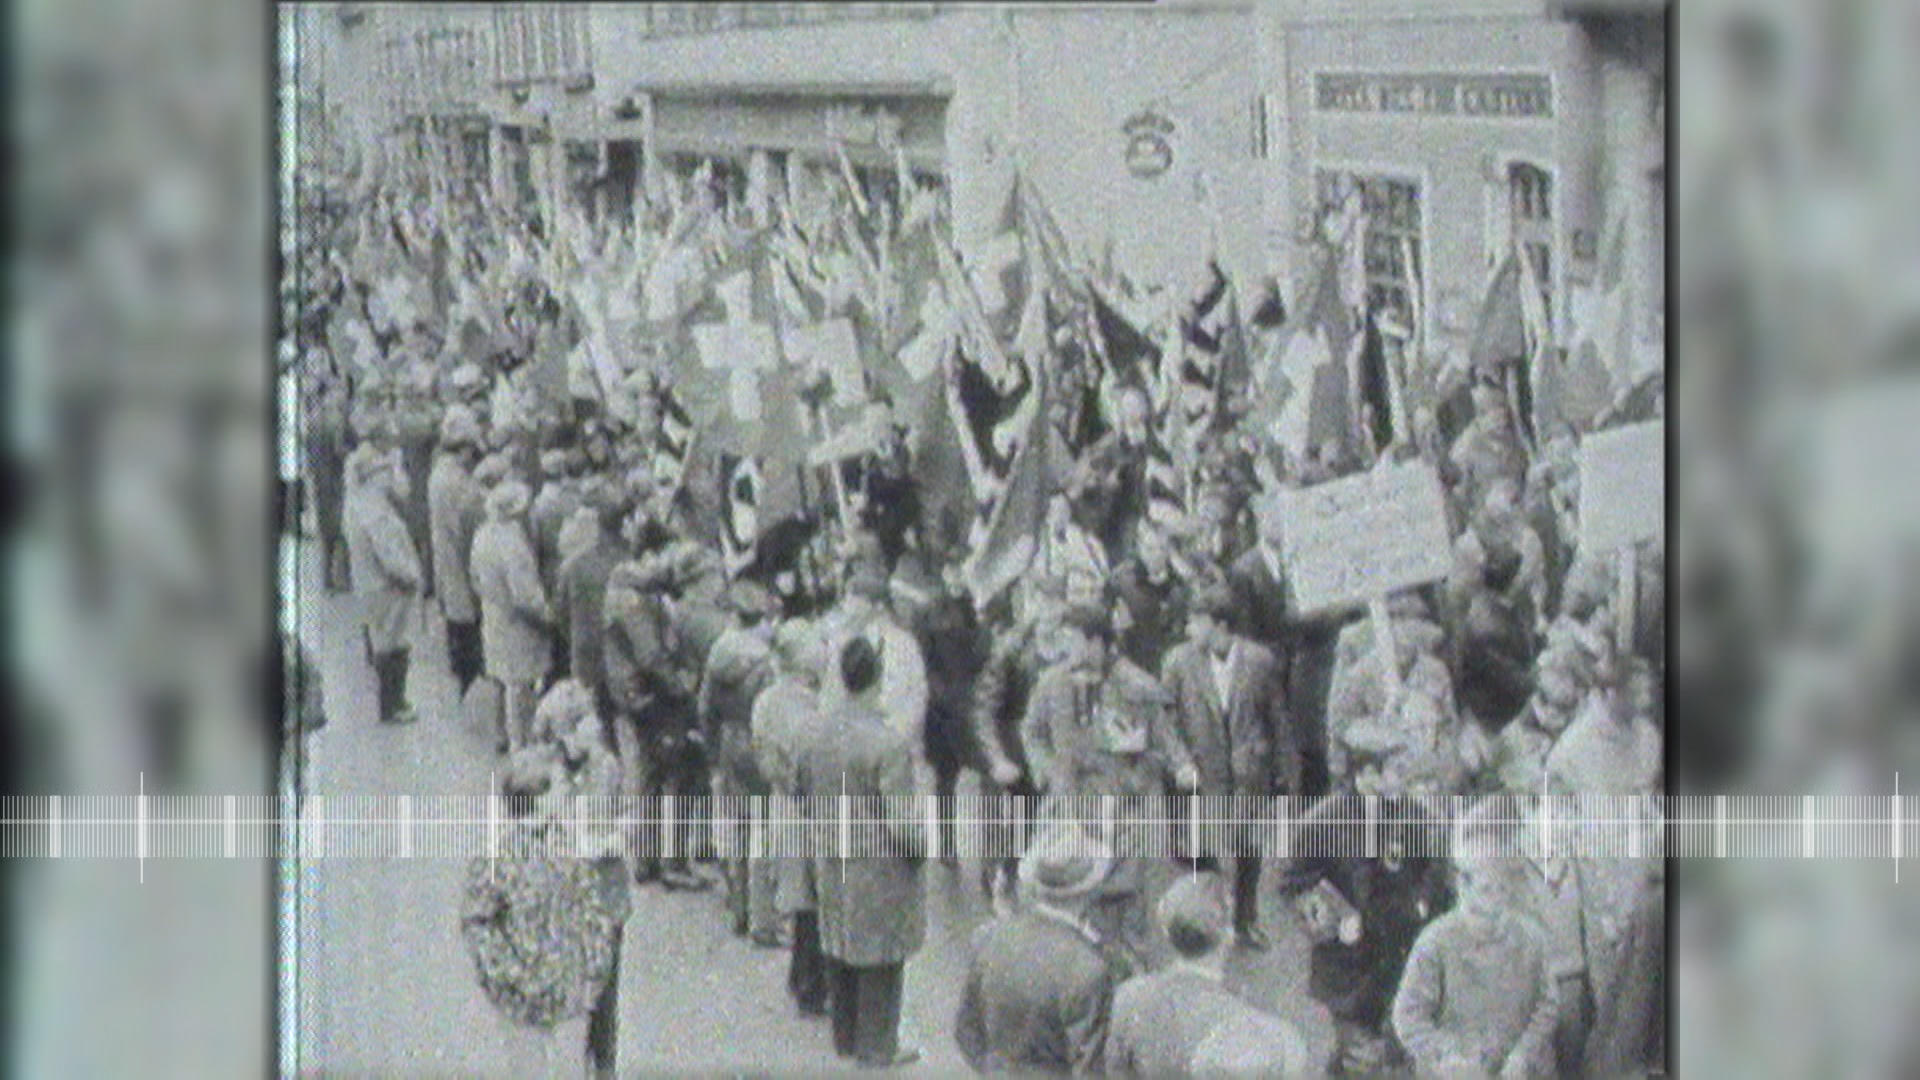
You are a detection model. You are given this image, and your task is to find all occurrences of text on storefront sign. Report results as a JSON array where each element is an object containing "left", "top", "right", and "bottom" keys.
[{"left": 1315, "top": 73, "right": 1552, "bottom": 119}]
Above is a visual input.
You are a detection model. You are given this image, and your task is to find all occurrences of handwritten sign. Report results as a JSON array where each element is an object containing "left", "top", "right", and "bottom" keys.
[
  {"left": 1278, "top": 462, "right": 1454, "bottom": 615},
  {"left": 1315, "top": 73, "right": 1552, "bottom": 119},
  {"left": 1578, "top": 421, "right": 1664, "bottom": 553}
]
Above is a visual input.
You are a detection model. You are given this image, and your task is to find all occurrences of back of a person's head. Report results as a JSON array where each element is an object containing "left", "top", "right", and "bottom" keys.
[
  {"left": 840, "top": 635, "right": 883, "bottom": 697},
  {"left": 1156, "top": 873, "right": 1230, "bottom": 960}
]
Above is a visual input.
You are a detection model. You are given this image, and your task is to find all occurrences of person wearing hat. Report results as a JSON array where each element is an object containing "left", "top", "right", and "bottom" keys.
[
  {"left": 1274, "top": 793, "right": 1453, "bottom": 1074},
  {"left": 817, "top": 561, "right": 929, "bottom": 754},
  {"left": 430, "top": 405, "right": 488, "bottom": 693},
  {"left": 470, "top": 476, "right": 554, "bottom": 752},
  {"left": 752, "top": 617, "right": 832, "bottom": 1017},
  {"left": 1159, "top": 581, "right": 1296, "bottom": 950},
  {"left": 345, "top": 444, "right": 424, "bottom": 725},
  {"left": 531, "top": 446, "right": 584, "bottom": 600},
  {"left": 954, "top": 824, "right": 1128, "bottom": 1074},
  {"left": 1393, "top": 795, "right": 1558, "bottom": 1079},
  {"left": 699, "top": 579, "right": 781, "bottom": 945},
  {"left": 796, "top": 636, "right": 927, "bottom": 1069},
  {"left": 601, "top": 542, "right": 709, "bottom": 892},
  {"left": 1019, "top": 601, "right": 1178, "bottom": 968},
  {"left": 1533, "top": 632, "right": 1663, "bottom": 1078},
  {"left": 1106, "top": 872, "right": 1311, "bottom": 1077}
]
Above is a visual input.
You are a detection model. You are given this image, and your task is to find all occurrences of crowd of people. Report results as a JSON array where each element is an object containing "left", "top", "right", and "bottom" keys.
[{"left": 292, "top": 150, "right": 1665, "bottom": 1075}]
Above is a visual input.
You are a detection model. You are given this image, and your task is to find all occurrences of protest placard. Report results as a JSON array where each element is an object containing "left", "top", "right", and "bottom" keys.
[
  {"left": 1279, "top": 461, "right": 1454, "bottom": 617},
  {"left": 1578, "top": 420, "right": 1664, "bottom": 554}
]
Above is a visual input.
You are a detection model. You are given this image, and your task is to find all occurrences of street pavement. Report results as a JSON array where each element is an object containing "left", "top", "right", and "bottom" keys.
[{"left": 290, "top": 536, "right": 1336, "bottom": 1075}]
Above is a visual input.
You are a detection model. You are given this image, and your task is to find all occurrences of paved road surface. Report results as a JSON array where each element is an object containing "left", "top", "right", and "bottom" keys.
[{"left": 290, "top": 537, "right": 1335, "bottom": 1074}]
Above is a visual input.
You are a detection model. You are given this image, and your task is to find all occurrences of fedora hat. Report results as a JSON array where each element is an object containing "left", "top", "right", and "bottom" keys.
[{"left": 1019, "top": 824, "right": 1115, "bottom": 905}]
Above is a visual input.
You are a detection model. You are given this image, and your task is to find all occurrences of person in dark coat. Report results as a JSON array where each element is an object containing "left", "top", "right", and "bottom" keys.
[
  {"left": 1274, "top": 793, "right": 1454, "bottom": 1075},
  {"left": 969, "top": 595, "right": 1066, "bottom": 897},
  {"left": 910, "top": 564, "right": 990, "bottom": 867},
  {"left": 304, "top": 365, "right": 353, "bottom": 592},
  {"left": 601, "top": 543, "right": 708, "bottom": 892},
  {"left": 1111, "top": 520, "right": 1190, "bottom": 675},
  {"left": 554, "top": 498, "right": 624, "bottom": 716},
  {"left": 531, "top": 448, "right": 584, "bottom": 677},
  {"left": 1106, "top": 873, "right": 1312, "bottom": 1077},
  {"left": 1158, "top": 584, "right": 1295, "bottom": 949},
  {"left": 1228, "top": 492, "right": 1346, "bottom": 797},
  {"left": 799, "top": 636, "right": 927, "bottom": 1069},
  {"left": 954, "top": 824, "right": 1128, "bottom": 1074},
  {"left": 1070, "top": 385, "right": 1154, "bottom": 560}
]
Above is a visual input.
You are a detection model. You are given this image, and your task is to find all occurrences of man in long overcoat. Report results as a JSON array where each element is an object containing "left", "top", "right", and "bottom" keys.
[{"left": 799, "top": 636, "right": 927, "bottom": 1069}]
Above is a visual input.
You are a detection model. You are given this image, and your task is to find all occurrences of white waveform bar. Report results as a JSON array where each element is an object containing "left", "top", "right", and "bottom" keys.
[{"left": 3, "top": 791, "right": 1918, "bottom": 872}]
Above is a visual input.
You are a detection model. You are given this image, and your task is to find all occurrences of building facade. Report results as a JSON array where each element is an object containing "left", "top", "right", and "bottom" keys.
[{"left": 1260, "top": 0, "right": 1666, "bottom": 416}]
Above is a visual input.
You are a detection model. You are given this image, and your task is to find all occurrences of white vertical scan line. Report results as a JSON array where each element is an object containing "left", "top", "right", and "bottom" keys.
[
  {"left": 924, "top": 793, "right": 939, "bottom": 863},
  {"left": 1541, "top": 794, "right": 1553, "bottom": 862},
  {"left": 225, "top": 795, "right": 237, "bottom": 859},
  {"left": 488, "top": 774, "right": 500, "bottom": 865},
  {"left": 400, "top": 796, "right": 414, "bottom": 860},
  {"left": 138, "top": 774, "right": 148, "bottom": 882},
  {"left": 1274, "top": 795, "right": 1290, "bottom": 862},
  {"left": 1626, "top": 795, "right": 1641, "bottom": 860},
  {"left": 1895, "top": 774, "right": 1902, "bottom": 884},
  {"left": 1714, "top": 795, "right": 1727, "bottom": 859},
  {"left": 665, "top": 794, "right": 679, "bottom": 862},
  {"left": 1364, "top": 795, "right": 1379, "bottom": 860},
  {"left": 49, "top": 796, "right": 60, "bottom": 860},
  {"left": 1188, "top": 792, "right": 1201, "bottom": 869},
  {"left": 1803, "top": 796, "right": 1815, "bottom": 860}
]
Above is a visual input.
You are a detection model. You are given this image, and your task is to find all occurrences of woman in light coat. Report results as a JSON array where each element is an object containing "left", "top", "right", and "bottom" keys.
[
  {"left": 470, "top": 478, "right": 553, "bottom": 751},
  {"left": 344, "top": 445, "right": 423, "bottom": 725}
]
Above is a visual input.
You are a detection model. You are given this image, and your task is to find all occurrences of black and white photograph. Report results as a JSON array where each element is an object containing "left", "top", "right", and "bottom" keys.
[{"left": 278, "top": 2, "right": 1666, "bottom": 1074}]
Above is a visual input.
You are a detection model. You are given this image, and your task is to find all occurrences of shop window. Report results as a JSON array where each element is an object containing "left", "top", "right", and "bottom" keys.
[
  {"left": 1508, "top": 161, "right": 1554, "bottom": 330},
  {"left": 1313, "top": 169, "right": 1423, "bottom": 338}
]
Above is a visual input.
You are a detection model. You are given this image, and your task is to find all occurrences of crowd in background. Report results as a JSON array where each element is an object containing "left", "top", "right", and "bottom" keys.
[{"left": 292, "top": 131, "right": 1665, "bottom": 1075}]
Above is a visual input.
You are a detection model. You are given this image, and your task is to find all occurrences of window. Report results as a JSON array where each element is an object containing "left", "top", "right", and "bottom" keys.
[
  {"left": 1314, "top": 169, "right": 1423, "bottom": 339},
  {"left": 1508, "top": 161, "right": 1554, "bottom": 330},
  {"left": 493, "top": 5, "right": 591, "bottom": 86}
]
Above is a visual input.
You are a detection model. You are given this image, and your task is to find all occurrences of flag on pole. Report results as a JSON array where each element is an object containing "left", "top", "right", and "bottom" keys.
[
  {"left": 963, "top": 359, "right": 1059, "bottom": 605},
  {"left": 1468, "top": 252, "right": 1528, "bottom": 375}
]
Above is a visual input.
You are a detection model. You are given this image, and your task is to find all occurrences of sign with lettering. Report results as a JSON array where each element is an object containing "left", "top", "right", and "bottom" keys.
[
  {"left": 1122, "top": 110, "right": 1176, "bottom": 179},
  {"left": 1578, "top": 421, "right": 1664, "bottom": 553},
  {"left": 1278, "top": 462, "right": 1455, "bottom": 615},
  {"left": 1315, "top": 73, "right": 1552, "bottom": 119}
]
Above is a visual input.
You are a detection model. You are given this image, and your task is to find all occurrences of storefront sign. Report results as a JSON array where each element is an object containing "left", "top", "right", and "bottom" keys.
[
  {"left": 1122, "top": 110, "right": 1175, "bottom": 179},
  {"left": 1278, "top": 462, "right": 1454, "bottom": 615},
  {"left": 1315, "top": 73, "right": 1552, "bottom": 119}
]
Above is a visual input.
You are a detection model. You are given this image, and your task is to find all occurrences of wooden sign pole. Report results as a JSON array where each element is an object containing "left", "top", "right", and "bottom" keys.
[
  {"left": 1368, "top": 595, "right": 1402, "bottom": 702},
  {"left": 1615, "top": 543, "right": 1637, "bottom": 657}
]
